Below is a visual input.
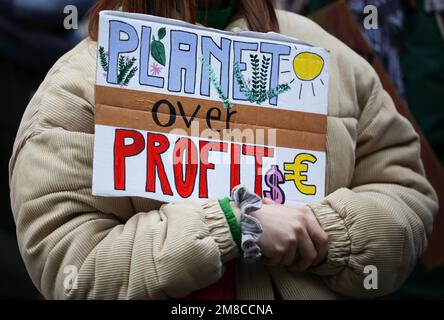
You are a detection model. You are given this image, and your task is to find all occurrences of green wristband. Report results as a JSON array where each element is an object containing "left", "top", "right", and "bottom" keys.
[{"left": 218, "top": 197, "right": 242, "bottom": 251}]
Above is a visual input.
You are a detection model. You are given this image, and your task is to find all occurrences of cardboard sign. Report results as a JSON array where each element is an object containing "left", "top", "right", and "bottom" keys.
[{"left": 93, "top": 11, "right": 329, "bottom": 207}]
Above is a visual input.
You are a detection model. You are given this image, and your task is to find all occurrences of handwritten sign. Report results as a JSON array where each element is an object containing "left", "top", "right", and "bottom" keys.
[{"left": 93, "top": 11, "right": 329, "bottom": 207}]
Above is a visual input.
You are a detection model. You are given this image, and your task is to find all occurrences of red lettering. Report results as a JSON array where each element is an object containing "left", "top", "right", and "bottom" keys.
[
  {"left": 146, "top": 133, "right": 173, "bottom": 195},
  {"left": 242, "top": 145, "right": 275, "bottom": 196},
  {"left": 230, "top": 143, "right": 241, "bottom": 192},
  {"left": 114, "top": 129, "right": 145, "bottom": 191},
  {"left": 114, "top": 128, "right": 276, "bottom": 200},
  {"left": 199, "top": 141, "right": 228, "bottom": 198},
  {"left": 173, "top": 138, "right": 198, "bottom": 198}
]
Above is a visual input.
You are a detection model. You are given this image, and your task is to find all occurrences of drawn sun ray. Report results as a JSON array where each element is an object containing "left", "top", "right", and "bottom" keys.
[
  {"left": 290, "top": 52, "right": 324, "bottom": 99},
  {"left": 280, "top": 70, "right": 291, "bottom": 74},
  {"left": 290, "top": 78, "right": 295, "bottom": 84}
]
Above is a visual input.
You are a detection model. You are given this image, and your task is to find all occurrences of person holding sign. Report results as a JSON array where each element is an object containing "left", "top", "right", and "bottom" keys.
[{"left": 9, "top": 0, "right": 438, "bottom": 300}]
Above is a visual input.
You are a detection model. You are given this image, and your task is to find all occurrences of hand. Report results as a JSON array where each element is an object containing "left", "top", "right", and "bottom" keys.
[{"left": 250, "top": 198, "right": 328, "bottom": 272}]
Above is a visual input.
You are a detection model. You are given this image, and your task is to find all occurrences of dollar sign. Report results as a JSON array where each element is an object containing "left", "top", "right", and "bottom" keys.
[
  {"left": 264, "top": 165, "right": 286, "bottom": 204},
  {"left": 284, "top": 153, "right": 317, "bottom": 195}
]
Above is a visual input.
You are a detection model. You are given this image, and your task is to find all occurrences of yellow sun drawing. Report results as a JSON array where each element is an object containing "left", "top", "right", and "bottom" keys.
[
  {"left": 293, "top": 52, "right": 324, "bottom": 81},
  {"left": 280, "top": 50, "right": 325, "bottom": 99}
]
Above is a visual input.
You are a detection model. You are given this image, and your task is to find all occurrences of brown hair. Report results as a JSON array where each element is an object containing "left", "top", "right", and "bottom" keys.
[{"left": 88, "top": 0, "right": 279, "bottom": 41}]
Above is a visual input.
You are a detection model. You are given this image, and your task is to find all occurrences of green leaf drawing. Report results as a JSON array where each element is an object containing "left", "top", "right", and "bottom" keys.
[
  {"left": 201, "top": 57, "right": 232, "bottom": 109},
  {"left": 158, "top": 27, "right": 166, "bottom": 40},
  {"left": 151, "top": 40, "right": 166, "bottom": 66},
  {"left": 151, "top": 27, "right": 167, "bottom": 66},
  {"left": 117, "top": 56, "right": 126, "bottom": 83},
  {"left": 123, "top": 66, "right": 138, "bottom": 86},
  {"left": 234, "top": 61, "right": 255, "bottom": 102},
  {"left": 259, "top": 56, "right": 271, "bottom": 102},
  {"left": 250, "top": 54, "right": 260, "bottom": 97},
  {"left": 98, "top": 46, "right": 108, "bottom": 72},
  {"left": 234, "top": 55, "right": 291, "bottom": 105},
  {"left": 98, "top": 46, "right": 137, "bottom": 86},
  {"left": 117, "top": 56, "right": 137, "bottom": 86}
]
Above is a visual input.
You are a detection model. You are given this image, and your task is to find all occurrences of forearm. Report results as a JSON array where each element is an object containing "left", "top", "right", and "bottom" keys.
[
  {"left": 11, "top": 131, "right": 239, "bottom": 299},
  {"left": 308, "top": 183, "right": 437, "bottom": 298}
]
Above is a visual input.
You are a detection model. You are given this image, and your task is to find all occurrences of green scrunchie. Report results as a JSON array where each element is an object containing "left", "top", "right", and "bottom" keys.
[{"left": 218, "top": 197, "right": 242, "bottom": 251}]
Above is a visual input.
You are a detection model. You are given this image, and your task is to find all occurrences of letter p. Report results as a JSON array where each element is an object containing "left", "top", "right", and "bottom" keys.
[
  {"left": 107, "top": 21, "right": 139, "bottom": 84},
  {"left": 114, "top": 129, "right": 145, "bottom": 190}
]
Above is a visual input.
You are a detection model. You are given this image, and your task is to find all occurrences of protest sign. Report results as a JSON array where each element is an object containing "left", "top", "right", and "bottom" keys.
[{"left": 93, "top": 11, "right": 329, "bottom": 207}]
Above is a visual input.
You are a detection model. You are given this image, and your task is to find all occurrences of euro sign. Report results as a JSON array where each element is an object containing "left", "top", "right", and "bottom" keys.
[{"left": 284, "top": 153, "right": 317, "bottom": 195}]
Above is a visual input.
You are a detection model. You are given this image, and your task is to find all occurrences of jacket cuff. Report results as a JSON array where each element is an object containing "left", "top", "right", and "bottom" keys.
[
  {"left": 202, "top": 200, "right": 240, "bottom": 263},
  {"left": 218, "top": 197, "right": 242, "bottom": 251},
  {"left": 307, "top": 202, "right": 352, "bottom": 275}
]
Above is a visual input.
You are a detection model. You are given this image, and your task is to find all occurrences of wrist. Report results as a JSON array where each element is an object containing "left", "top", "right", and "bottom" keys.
[
  {"left": 300, "top": 205, "right": 314, "bottom": 216},
  {"left": 230, "top": 185, "right": 263, "bottom": 264},
  {"left": 218, "top": 197, "right": 242, "bottom": 251},
  {"left": 230, "top": 202, "right": 241, "bottom": 224}
]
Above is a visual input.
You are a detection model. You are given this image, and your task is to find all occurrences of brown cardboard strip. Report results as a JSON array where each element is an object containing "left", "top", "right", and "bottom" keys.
[
  {"left": 95, "top": 104, "right": 326, "bottom": 152},
  {"left": 95, "top": 85, "right": 327, "bottom": 135}
]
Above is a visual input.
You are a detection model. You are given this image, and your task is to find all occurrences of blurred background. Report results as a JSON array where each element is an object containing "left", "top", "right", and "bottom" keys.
[{"left": 1, "top": 0, "right": 443, "bottom": 299}]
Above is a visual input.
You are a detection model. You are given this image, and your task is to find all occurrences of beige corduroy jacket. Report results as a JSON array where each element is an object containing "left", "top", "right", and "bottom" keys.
[{"left": 9, "top": 10, "right": 438, "bottom": 300}]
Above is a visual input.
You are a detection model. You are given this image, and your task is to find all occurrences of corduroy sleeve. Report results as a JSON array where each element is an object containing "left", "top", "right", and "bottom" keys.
[
  {"left": 307, "top": 68, "right": 438, "bottom": 298},
  {"left": 10, "top": 129, "right": 238, "bottom": 299},
  {"left": 8, "top": 40, "right": 239, "bottom": 300}
]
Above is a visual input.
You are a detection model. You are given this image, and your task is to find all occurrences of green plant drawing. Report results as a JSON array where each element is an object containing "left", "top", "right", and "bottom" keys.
[
  {"left": 250, "top": 54, "right": 260, "bottom": 98},
  {"left": 201, "top": 57, "right": 232, "bottom": 109},
  {"left": 99, "top": 46, "right": 108, "bottom": 72},
  {"left": 121, "top": 57, "right": 138, "bottom": 86},
  {"left": 259, "top": 55, "right": 270, "bottom": 99},
  {"left": 234, "top": 54, "right": 291, "bottom": 105},
  {"left": 98, "top": 46, "right": 138, "bottom": 87},
  {"left": 151, "top": 27, "right": 167, "bottom": 66},
  {"left": 234, "top": 61, "right": 255, "bottom": 102}
]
